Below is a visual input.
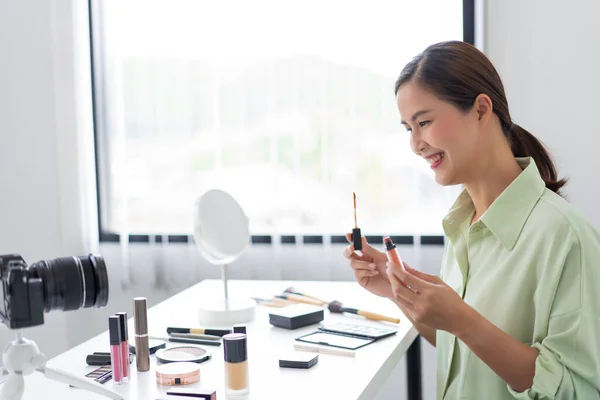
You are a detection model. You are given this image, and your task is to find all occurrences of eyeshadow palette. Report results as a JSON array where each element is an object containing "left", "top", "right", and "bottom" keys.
[
  {"left": 85, "top": 364, "right": 112, "bottom": 384},
  {"left": 317, "top": 322, "right": 398, "bottom": 340}
]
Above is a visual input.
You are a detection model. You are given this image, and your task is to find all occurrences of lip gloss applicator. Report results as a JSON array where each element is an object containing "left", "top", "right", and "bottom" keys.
[{"left": 352, "top": 192, "right": 362, "bottom": 253}]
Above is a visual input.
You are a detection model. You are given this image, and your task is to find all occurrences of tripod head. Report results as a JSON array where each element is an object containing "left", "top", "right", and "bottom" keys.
[{"left": 0, "top": 330, "right": 123, "bottom": 400}]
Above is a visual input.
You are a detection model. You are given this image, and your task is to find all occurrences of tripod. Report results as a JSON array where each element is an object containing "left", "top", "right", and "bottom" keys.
[{"left": 0, "top": 329, "right": 123, "bottom": 400}]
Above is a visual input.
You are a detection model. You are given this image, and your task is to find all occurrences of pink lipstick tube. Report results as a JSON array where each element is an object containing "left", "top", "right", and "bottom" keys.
[
  {"left": 116, "top": 312, "right": 130, "bottom": 381},
  {"left": 109, "top": 315, "right": 123, "bottom": 385}
]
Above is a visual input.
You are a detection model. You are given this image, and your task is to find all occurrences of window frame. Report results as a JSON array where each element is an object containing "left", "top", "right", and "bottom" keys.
[{"left": 89, "top": 0, "right": 476, "bottom": 245}]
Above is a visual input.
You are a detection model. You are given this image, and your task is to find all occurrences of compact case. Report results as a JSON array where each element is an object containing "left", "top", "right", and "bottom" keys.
[
  {"left": 155, "top": 345, "right": 211, "bottom": 364},
  {"left": 279, "top": 352, "right": 319, "bottom": 369},
  {"left": 268, "top": 304, "right": 324, "bottom": 329},
  {"left": 155, "top": 362, "right": 201, "bottom": 386}
]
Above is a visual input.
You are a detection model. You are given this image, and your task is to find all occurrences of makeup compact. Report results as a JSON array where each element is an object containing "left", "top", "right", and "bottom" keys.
[
  {"left": 155, "top": 345, "right": 211, "bottom": 364},
  {"left": 278, "top": 352, "right": 319, "bottom": 369},
  {"left": 155, "top": 362, "right": 201, "bottom": 386},
  {"left": 296, "top": 331, "right": 374, "bottom": 350},
  {"left": 318, "top": 322, "right": 397, "bottom": 340},
  {"left": 268, "top": 304, "right": 324, "bottom": 330}
]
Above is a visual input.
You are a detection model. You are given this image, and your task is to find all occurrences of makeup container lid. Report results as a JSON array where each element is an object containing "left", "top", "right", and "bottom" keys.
[
  {"left": 383, "top": 236, "right": 396, "bottom": 251},
  {"left": 133, "top": 297, "right": 148, "bottom": 334},
  {"left": 223, "top": 333, "right": 247, "bottom": 363},
  {"left": 116, "top": 312, "right": 128, "bottom": 341},
  {"left": 109, "top": 316, "right": 121, "bottom": 345},
  {"left": 269, "top": 304, "right": 324, "bottom": 329},
  {"left": 233, "top": 325, "right": 247, "bottom": 334}
]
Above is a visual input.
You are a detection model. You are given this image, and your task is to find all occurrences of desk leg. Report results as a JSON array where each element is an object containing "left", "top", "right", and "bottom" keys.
[{"left": 406, "top": 335, "right": 422, "bottom": 400}]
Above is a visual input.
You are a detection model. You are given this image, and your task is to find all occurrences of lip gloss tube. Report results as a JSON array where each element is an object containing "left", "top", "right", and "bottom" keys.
[
  {"left": 109, "top": 315, "right": 123, "bottom": 385},
  {"left": 116, "top": 312, "right": 130, "bottom": 382},
  {"left": 383, "top": 236, "right": 403, "bottom": 266}
]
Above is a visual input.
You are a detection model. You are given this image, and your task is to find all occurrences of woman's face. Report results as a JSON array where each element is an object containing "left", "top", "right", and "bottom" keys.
[{"left": 396, "top": 81, "right": 483, "bottom": 186}]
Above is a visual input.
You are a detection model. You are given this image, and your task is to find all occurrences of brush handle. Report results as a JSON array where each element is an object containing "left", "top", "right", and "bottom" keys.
[
  {"left": 278, "top": 294, "right": 323, "bottom": 306},
  {"left": 357, "top": 310, "right": 400, "bottom": 324},
  {"left": 285, "top": 290, "right": 328, "bottom": 305}
]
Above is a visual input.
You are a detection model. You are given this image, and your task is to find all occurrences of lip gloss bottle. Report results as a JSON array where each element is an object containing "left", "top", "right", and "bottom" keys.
[
  {"left": 116, "top": 312, "right": 130, "bottom": 382},
  {"left": 109, "top": 315, "right": 123, "bottom": 385},
  {"left": 383, "top": 236, "right": 403, "bottom": 266}
]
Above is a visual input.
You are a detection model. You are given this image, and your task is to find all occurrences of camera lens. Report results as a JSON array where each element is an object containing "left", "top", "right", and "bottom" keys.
[{"left": 29, "top": 254, "right": 109, "bottom": 313}]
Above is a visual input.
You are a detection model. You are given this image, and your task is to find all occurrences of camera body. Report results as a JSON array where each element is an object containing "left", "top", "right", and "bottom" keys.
[
  {"left": 0, "top": 254, "right": 45, "bottom": 329},
  {"left": 0, "top": 253, "right": 109, "bottom": 330}
]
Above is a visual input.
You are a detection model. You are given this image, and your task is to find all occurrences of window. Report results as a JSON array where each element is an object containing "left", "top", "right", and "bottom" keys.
[{"left": 90, "top": 0, "right": 473, "bottom": 239}]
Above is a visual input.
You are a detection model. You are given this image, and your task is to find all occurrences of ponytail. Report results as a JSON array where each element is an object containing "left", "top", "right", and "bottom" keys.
[{"left": 509, "top": 124, "right": 567, "bottom": 197}]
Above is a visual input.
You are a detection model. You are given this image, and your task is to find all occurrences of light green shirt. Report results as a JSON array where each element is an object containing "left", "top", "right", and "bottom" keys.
[{"left": 437, "top": 157, "right": 600, "bottom": 399}]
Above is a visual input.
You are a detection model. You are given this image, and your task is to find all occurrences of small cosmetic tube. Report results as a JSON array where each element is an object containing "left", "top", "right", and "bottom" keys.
[
  {"left": 116, "top": 312, "right": 130, "bottom": 381},
  {"left": 108, "top": 315, "right": 123, "bottom": 385}
]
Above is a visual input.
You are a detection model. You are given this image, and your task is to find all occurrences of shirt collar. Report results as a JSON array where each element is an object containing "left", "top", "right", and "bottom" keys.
[{"left": 442, "top": 157, "right": 546, "bottom": 249}]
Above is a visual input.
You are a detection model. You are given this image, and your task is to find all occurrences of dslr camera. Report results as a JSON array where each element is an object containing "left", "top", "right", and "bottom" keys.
[{"left": 0, "top": 254, "right": 109, "bottom": 329}]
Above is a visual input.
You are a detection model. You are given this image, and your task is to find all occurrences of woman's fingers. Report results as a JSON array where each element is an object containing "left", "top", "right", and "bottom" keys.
[
  {"left": 350, "top": 258, "right": 376, "bottom": 272},
  {"left": 389, "top": 268, "right": 418, "bottom": 304},
  {"left": 354, "top": 269, "right": 379, "bottom": 278}
]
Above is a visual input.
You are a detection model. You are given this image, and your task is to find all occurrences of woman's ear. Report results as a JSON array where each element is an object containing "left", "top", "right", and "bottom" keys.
[{"left": 474, "top": 93, "right": 493, "bottom": 125}]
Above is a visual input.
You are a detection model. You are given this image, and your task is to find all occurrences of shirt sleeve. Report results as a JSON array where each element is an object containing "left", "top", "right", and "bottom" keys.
[{"left": 508, "top": 228, "right": 600, "bottom": 399}]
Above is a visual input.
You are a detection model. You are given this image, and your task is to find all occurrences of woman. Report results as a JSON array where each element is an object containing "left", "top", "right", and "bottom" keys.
[{"left": 344, "top": 41, "right": 600, "bottom": 399}]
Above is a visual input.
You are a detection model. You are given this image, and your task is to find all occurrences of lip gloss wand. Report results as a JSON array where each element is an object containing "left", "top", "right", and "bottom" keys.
[{"left": 352, "top": 192, "right": 362, "bottom": 253}]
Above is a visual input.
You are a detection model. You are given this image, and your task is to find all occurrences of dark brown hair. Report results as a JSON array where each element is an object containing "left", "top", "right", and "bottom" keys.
[{"left": 394, "top": 41, "right": 567, "bottom": 196}]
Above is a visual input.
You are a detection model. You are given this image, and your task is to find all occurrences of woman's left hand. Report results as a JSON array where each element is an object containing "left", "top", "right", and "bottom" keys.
[{"left": 387, "top": 261, "right": 469, "bottom": 335}]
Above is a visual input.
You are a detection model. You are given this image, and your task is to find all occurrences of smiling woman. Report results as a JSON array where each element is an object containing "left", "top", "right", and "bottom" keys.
[{"left": 345, "top": 40, "right": 600, "bottom": 400}]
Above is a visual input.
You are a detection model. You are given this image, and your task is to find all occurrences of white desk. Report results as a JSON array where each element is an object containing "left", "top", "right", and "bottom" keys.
[{"left": 19, "top": 280, "right": 418, "bottom": 400}]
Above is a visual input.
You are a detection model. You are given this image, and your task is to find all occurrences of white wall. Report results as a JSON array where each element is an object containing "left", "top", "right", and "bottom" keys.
[
  {"left": 1, "top": 0, "right": 599, "bottom": 399},
  {"left": 484, "top": 0, "right": 600, "bottom": 229}
]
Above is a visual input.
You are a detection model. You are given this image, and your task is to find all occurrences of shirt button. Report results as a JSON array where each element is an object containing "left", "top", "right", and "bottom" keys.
[{"left": 474, "top": 228, "right": 480, "bottom": 233}]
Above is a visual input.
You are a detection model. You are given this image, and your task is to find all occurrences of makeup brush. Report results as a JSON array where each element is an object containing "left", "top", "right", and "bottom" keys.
[
  {"left": 276, "top": 293, "right": 324, "bottom": 307},
  {"left": 328, "top": 300, "right": 400, "bottom": 324},
  {"left": 283, "top": 287, "right": 328, "bottom": 306},
  {"left": 252, "top": 297, "right": 290, "bottom": 308},
  {"left": 352, "top": 192, "right": 362, "bottom": 252}
]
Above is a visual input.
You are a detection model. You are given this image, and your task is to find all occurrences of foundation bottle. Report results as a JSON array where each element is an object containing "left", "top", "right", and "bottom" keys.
[{"left": 223, "top": 333, "right": 249, "bottom": 395}]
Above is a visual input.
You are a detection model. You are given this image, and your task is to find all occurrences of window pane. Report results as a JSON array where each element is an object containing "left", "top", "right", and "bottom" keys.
[{"left": 93, "top": 0, "right": 465, "bottom": 235}]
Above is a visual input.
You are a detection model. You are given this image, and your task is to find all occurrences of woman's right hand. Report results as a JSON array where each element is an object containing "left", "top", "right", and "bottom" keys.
[{"left": 343, "top": 234, "right": 393, "bottom": 299}]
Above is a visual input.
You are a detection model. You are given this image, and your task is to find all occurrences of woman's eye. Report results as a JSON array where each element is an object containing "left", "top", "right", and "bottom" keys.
[{"left": 418, "top": 120, "right": 431, "bottom": 128}]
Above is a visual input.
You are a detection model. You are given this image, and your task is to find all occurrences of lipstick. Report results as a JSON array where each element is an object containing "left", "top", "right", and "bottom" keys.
[
  {"left": 116, "top": 312, "right": 130, "bottom": 381},
  {"left": 134, "top": 297, "right": 150, "bottom": 372},
  {"left": 109, "top": 315, "right": 123, "bottom": 385}
]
